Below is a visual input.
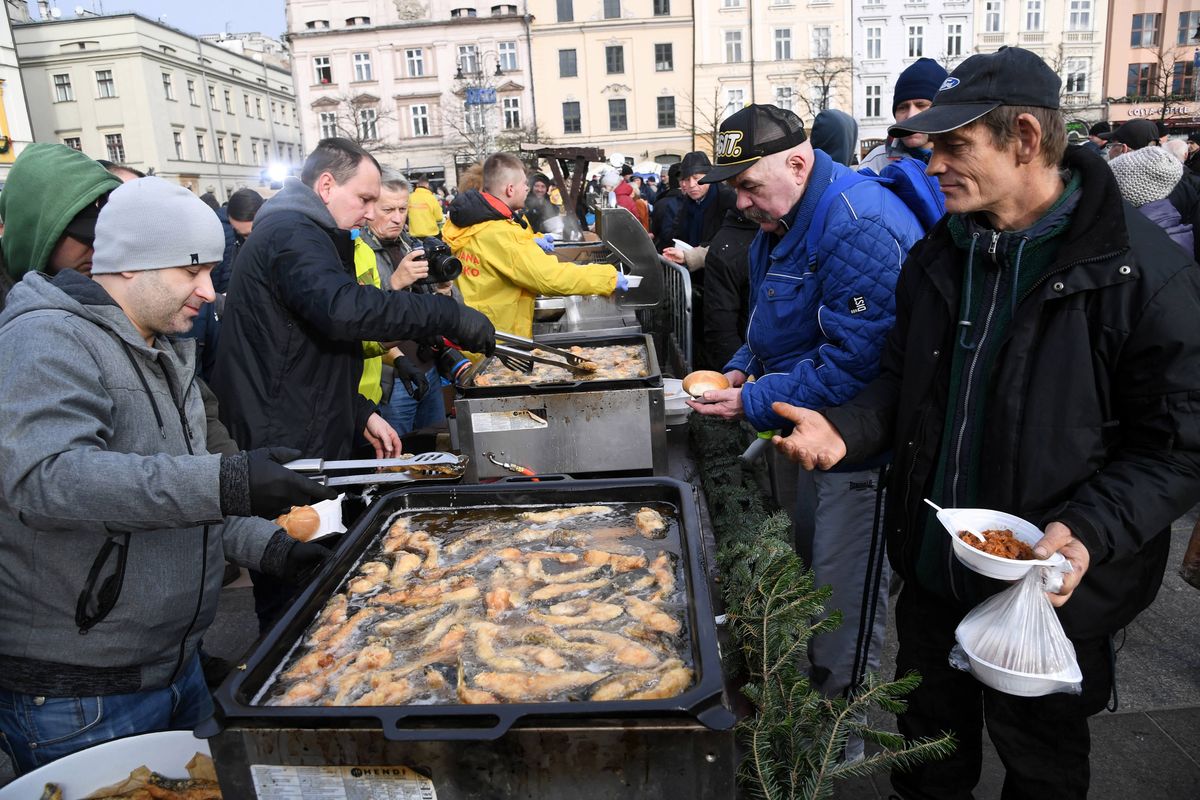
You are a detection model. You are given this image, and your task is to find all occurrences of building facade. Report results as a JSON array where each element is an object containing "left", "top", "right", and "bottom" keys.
[
  {"left": 0, "top": 0, "right": 35, "bottom": 183},
  {"left": 14, "top": 14, "right": 301, "bottom": 199},
  {"left": 1105, "top": 0, "right": 1200, "bottom": 130},
  {"left": 974, "top": 0, "right": 1108, "bottom": 123},
  {"left": 526, "top": 0, "right": 693, "bottom": 166},
  {"left": 287, "top": 0, "right": 534, "bottom": 184},
  {"left": 694, "top": 0, "right": 852, "bottom": 157},
  {"left": 852, "top": 0, "right": 972, "bottom": 147}
]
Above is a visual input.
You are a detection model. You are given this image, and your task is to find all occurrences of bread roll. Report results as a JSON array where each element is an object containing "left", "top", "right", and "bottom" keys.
[
  {"left": 682, "top": 370, "right": 731, "bottom": 398},
  {"left": 275, "top": 505, "right": 321, "bottom": 541}
]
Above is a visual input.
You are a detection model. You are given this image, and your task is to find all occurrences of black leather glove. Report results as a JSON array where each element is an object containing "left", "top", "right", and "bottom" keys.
[
  {"left": 394, "top": 355, "right": 429, "bottom": 401},
  {"left": 227, "top": 447, "right": 337, "bottom": 519},
  {"left": 452, "top": 306, "right": 496, "bottom": 356},
  {"left": 282, "top": 540, "right": 332, "bottom": 583}
]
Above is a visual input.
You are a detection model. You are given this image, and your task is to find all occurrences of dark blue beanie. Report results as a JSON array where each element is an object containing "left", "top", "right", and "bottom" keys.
[{"left": 892, "top": 58, "right": 948, "bottom": 114}]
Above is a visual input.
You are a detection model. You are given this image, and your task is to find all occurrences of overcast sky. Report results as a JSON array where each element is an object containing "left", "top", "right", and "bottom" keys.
[{"left": 27, "top": 0, "right": 287, "bottom": 39}]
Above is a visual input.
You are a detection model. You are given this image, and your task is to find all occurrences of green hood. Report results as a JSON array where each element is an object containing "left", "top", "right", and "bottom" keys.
[{"left": 0, "top": 143, "right": 122, "bottom": 279}]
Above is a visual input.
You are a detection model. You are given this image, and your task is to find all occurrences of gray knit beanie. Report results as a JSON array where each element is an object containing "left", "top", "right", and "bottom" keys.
[
  {"left": 1109, "top": 145, "right": 1183, "bottom": 208},
  {"left": 91, "top": 177, "right": 225, "bottom": 274}
]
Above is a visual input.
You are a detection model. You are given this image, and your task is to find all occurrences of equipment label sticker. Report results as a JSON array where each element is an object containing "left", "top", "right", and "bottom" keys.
[
  {"left": 251, "top": 764, "right": 437, "bottom": 799},
  {"left": 471, "top": 408, "right": 548, "bottom": 433}
]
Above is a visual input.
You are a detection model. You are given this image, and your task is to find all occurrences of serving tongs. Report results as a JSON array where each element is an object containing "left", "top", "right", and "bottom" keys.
[
  {"left": 493, "top": 331, "right": 597, "bottom": 374},
  {"left": 284, "top": 452, "right": 461, "bottom": 473}
]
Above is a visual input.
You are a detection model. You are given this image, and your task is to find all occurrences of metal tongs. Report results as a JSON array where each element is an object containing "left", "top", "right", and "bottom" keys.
[
  {"left": 493, "top": 331, "right": 597, "bottom": 374},
  {"left": 283, "top": 452, "right": 461, "bottom": 473}
]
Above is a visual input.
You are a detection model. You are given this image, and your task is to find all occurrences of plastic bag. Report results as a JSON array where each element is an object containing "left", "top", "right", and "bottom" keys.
[{"left": 949, "top": 567, "right": 1083, "bottom": 697}]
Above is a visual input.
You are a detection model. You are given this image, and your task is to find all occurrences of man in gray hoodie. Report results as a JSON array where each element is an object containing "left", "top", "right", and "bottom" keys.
[{"left": 0, "top": 177, "right": 335, "bottom": 775}]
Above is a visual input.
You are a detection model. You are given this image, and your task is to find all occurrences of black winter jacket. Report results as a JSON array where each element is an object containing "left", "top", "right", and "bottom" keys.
[
  {"left": 825, "top": 146, "right": 1200, "bottom": 639},
  {"left": 701, "top": 210, "right": 758, "bottom": 370},
  {"left": 211, "top": 178, "right": 464, "bottom": 459}
]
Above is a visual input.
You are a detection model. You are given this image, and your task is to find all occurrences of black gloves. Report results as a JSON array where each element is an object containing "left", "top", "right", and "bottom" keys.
[
  {"left": 219, "top": 447, "right": 338, "bottom": 519},
  {"left": 282, "top": 540, "right": 333, "bottom": 583},
  {"left": 451, "top": 306, "right": 496, "bottom": 356},
  {"left": 394, "top": 355, "right": 430, "bottom": 401}
]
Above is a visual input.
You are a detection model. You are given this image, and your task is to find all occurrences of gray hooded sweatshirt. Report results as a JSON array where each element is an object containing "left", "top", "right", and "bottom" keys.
[{"left": 0, "top": 271, "right": 280, "bottom": 696}]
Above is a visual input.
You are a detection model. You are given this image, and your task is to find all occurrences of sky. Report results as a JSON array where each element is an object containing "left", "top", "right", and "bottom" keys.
[{"left": 27, "top": 0, "right": 287, "bottom": 39}]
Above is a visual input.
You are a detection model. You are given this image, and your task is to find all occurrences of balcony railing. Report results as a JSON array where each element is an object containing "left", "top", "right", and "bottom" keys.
[
  {"left": 980, "top": 33, "right": 1006, "bottom": 44},
  {"left": 1064, "top": 31, "right": 1093, "bottom": 43},
  {"left": 1019, "top": 31, "right": 1045, "bottom": 44}
]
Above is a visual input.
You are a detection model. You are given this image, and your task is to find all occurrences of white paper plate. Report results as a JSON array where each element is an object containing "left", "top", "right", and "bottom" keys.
[
  {"left": 934, "top": 506, "right": 1066, "bottom": 581},
  {"left": 625, "top": 274, "right": 643, "bottom": 288},
  {"left": 310, "top": 494, "right": 346, "bottom": 540},
  {"left": 0, "top": 730, "right": 211, "bottom": 799}
]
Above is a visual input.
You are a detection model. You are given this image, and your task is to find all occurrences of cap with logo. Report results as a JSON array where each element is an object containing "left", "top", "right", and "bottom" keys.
[
  {"left": 1098, "top": 119, "right": 1159, "bottom": 151},
  {"left": 700, "top": 104, "right": 808, "bottom": 184},
  {"left": 888, "top": 46, "right": 1060, "bottom": 138}
]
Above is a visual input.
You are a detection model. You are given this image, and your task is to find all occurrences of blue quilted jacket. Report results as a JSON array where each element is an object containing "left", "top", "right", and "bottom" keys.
[{"left": 726, "top": 149, "right": 924, "bottom": 431}]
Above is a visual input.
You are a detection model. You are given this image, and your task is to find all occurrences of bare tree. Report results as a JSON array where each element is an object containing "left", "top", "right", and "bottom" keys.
[
  {"left": 1115, "top": 44, "right": 1196, "bottom": 122},
  {"left": 498, "top": 121, "right": 553, "bottom": 169},
  {"left": 315, "top": 92, "right": 401, "bottom": 155},
  {"left": 795, "top": 57, "right": 854, "bottom": 121},
  {"left": 683, "top": 84, "right": 726, "bottom": 158}
]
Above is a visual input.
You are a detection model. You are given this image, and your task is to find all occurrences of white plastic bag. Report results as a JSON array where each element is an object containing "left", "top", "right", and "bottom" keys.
[{"left": 949, "top": 567, "right": 1083, "bottom": 697}]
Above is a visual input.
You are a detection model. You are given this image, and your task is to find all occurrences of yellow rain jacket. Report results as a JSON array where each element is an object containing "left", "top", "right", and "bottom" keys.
[
  {"left": 354, "top": 236, "right": 387, "bottom": 403},
  {"left": 407, "top": 185, "right": 444, "bottom": 238},
  {"left": 443, "top": 191, "right": 617, "bottom": 338}
]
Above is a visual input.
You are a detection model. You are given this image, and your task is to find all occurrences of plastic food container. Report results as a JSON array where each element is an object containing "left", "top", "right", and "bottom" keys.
[
  {"left": 932, "top": 505, "right": 1067, "bottom": 581},
  {"left": 955, "top": 632, "right": 1083, "bottom": 697},
  {"left": 663, "top": 378, "right": 691, "bottom": 426}
]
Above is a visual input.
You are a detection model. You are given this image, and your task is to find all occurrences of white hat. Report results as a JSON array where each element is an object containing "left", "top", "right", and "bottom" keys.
[
  {"left": 91, "top": 177, "right": 226, "bottom": 274},
  {"left": 1109, "top": 145, "right": 1183, "bottom": 208}
]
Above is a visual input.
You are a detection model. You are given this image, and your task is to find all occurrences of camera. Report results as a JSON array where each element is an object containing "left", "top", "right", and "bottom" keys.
[{"left": 417, "top": 237, "right": 462, "bottom": 284}]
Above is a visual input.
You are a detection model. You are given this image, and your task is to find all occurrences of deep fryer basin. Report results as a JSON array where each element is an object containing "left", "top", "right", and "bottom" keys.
[
  {"left": 456, "top": 332, "right": 661, "bottom": 398},
  {"left": 211, "top": 478, "right": 731, "bottom": 741}
]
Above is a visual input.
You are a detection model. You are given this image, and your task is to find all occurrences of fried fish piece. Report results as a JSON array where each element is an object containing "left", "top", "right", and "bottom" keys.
[
  {"left": 388, "top": 552, "right": 422, "bottom": 586},
  {"left": 526, "top": 558, "right": 602, "bottom": 584},
  {"left": 520, "top": 505, "right": 613, "bottom": 523},
  {"left": 583, "top": 549, "right": 648, "bottom": 572},
  {"left": 563, "top": 628, "right": 659, "bottom": 668},
  {"left": 347, "top": 561, "right": 390, "bottom": 594},
  {"left": 473, "top": 669, "right": 608, "bottom": 701},
  {"left": 373, "top": 604, "right": 445, "bottom": 637},
  {"left": 528, "top": 600, "right": 624, "bottom": 627},
  {"left": 634, "top": 507, "right": 667, "bottom": 538},
  {"left": 529, "top": 576, "right": 610, "bottom": 601},
  {"left": 624, "top": 595, "right": 682, "bottom": 636},
  {"left": 628, "top": 663, "right": 693, "bottom": 700},
  {"left": 648, "top": 551, "right": 677, "bottom": 602}
]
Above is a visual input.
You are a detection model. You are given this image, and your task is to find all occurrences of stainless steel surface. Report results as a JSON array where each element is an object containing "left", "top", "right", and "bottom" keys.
[
  {"left": 456, "top": 387, "right": 667, "bottom": 481},
  {"left": 208, "top": 720, "right": 736, "bottom": 799},
  {"left": 596, "top": 208, "right": 663, "bottom": 309},
  {"left": 284, "top": 453, "right": 460, "bottom": 472},
  {"left": 533, "top": 296, "right": 567, "bottom": 322}
]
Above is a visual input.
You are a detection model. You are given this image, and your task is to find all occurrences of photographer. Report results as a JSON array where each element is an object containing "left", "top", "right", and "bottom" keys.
[{"left": 355, "top": 171, "right": 463, "bottom": 435}]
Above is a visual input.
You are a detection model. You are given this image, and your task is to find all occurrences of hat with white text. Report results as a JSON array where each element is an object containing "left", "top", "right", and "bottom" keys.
[
  {"left": 91, "top": 177, "right": 226, "bottom": 274},
  {"left": 700, "top": 104, "right": 808, "bottom": 184},
  {"left": 888, "top": 47, "right": 1060, "bottom": 138}
]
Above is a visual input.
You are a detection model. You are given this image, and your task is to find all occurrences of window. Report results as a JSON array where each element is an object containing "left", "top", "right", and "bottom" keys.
[
  {"left": 725, "top": 87, "right": 745, "bottom": 115},
  {"left": 353, "top": 52, "right": 373, "bottom": 81},
  {"left": 723, "top": 0, "right": 743, "bottom": 6},
  {"left": 196, "top": 135, "right": 206, "bottom": 162},
  {"left": 405, "top": 49, "right": 424, "bottom": 77},
  {"left": 1131, "top": 13, "right": 1160, "bottom": 47},
  {"left": 492, "top": 4, "right": 518, "bottom": 14},
  {"left": 812, "top": 26, "right": 830, "bottom": 59},
  {"left": 657, "top": 96, "right": 675, "bottom": 128},
  {"left": 411, "top": 104, "right": 430, "bottom": 137},
  {"left": 64, "top": 136, "right": 81, "bottom": 151},
  {"left": 1172, "top": 59, "right": 1195, "bottom": 96},
  {"left": 503, "top": 97, "right": 521, "bottom": 129},
  {"left": 162, "top": 72, "right": 174, "bottom": 100},
  {"left": 104, "top": 133, "right": 124, "bottom": 162},
  {"left": 358, "top": 108, "right": 377, "bottom": 140},
  {"left": 563, "top": 101, "right": 581, "bottom": 133},
  {"left": 187, "top": 79, "right": 197, "bottom": 105},
  {"left": 775, "top": 29, "right": 792, "bottom": 60},
  {"left": 224, "top": 89, "right": 233, "bottom": 113},
  {"left": 1127, "top": 62, "right": 1157, "bottom": 96},
  {"left": 654, "top": 0, "right": 670, "bottom": 14},
  {"left": 208, "top": 85, "right": 217, "bottom": 110},
  {"left": 556, "top": 0, "right": 573, "bottom": 22},
  {"left": 320, "top": 111, "right": 338, "bottom": 138},
  {"left": 217, "top": 137, "right": 226, "bottom": 163},
  {"left": 231, "top": 138, "right": 240, "bottom": 164},
  {"left": 559, "top": 49, "right": 578, "bottom": 77},
  {"left": 865, "top": 84, "right": 881, "bottom": 117},
  {"left": 655, "top": 43, "right": 673, "bottom": 71},
  {"left": 172, "top": 131, "right": 182, "bottom": 158},
  {"left": 1179, "top": 11, "right": 1200, "bottom": 44},
  {"left": 458, "top": 45, "right": 479, "bottom": 74},
  {"left": 1065, "top": 58, "right": 1089, "bottom": 94},
  {"left": 725, "top": 30, "right": 744, "bottom": 63},
  {"left": 775, "top": 86, "right": 795, "bottom": 111},
  {"left": 499, "top": 41, "right": 518, "bottom": 71},
  {"left": 53, "top": 73, "right": 73, "bottom": 102},
  {"left": 271, "top": 101, "right": 277, "bottom": 123},
  {"left": 255, "top": 97, "right": 263, "bottom": 118},
  {"left": 606, "top": 45, "right": 624, "bottom": 74},
  {"left": 985, "top": 0, "right": 1002, "bottom": 32},
  {"left": 345, "top": 15, "right": 371, "bottom": 25},
  {"left": 603, "top": 0, "right": 620, "bottom": 18},
  {"left": 608, "top": 98, "right": 627, "bottom": 131},
  {"left": 251, "top": 140, "right": 259, "bottom": 164},
  {"left": 1070, "top": 0, "right": 1092, "bottom": 31},
  {"left": 865, "top": 26, "right": 882, "bottom": 59},
  {"left": 450, "top": 7, "right": 477, "bottom": 17},
  {"left": 244, "top": 94, "right": 252, "bottom": 115},
  {"left": 946, "top": 22, "right": 963, "bottom": 56},
  {"left": 464, "top": 104, "right": 485, "bottom": 132},
  {"left": 1024, "top": 0, "right": 1042, "bottom": 31},
  {"left": 305, "top": 20, "right": 330, "bottom": 29},
  {"left": 907, "top": 25, "right": 924, "bottom": 57},
  {"left": 96, "top": 69, "right": 115, "bottom": 98},
  {"left": 314, "top": 56, "right": 331, "bottom": 84}
]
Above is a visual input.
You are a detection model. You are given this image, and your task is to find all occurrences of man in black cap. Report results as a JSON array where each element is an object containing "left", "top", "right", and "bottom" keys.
[
  {"left": 1085, "top": 120, "right": 1110, "bottom": 155},
  {"left": 1185, "top": 131, "right": 1200, "bottom": 174},
  {"left": 686, "top": 103, "right": 924, "bottom": 761},
  {"left": 771, "top": 46, "right": 1200, "bottom": 799},
  {"left": 1099, "top": 118, "right": 1160, "bottom": 159},
  {"left": 661, "top": 151, "right": 736, "bottom": 272}
]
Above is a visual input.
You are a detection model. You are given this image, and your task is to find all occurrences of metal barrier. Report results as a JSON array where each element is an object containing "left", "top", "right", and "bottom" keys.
[{"left": 637, "top": 256, "right": 692, "bottom": 376}]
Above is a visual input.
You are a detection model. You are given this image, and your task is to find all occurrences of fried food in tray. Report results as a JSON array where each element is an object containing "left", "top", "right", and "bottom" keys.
[
  {"left": 958, "top": 528, "right": 1036, "bottom": 560},
  {"left": 473, "top": 344, "right": 650, "bottom": 386},
  {"left": 260, "top": 503, "right": 692, "bottom": 707},
  {"left": 41, "top": 753, "right": 221, "bottom": 800}
]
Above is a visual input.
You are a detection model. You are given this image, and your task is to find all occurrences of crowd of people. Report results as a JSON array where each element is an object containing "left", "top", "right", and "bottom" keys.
[{"left": 0, "top": 43, "right": 1197, "bottom": 800}]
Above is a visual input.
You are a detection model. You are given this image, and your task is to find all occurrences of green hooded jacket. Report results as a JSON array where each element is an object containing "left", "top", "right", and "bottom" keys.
[{"left": 0, "top": 143, "right": 122, "bottom": 280}]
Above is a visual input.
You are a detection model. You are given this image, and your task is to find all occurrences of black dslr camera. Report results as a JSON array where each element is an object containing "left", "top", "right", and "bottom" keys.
[{"left": 417, "top": 237, "right": 462, "bottom": 284}]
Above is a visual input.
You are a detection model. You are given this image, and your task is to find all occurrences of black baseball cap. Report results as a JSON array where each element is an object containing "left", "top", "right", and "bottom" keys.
[
  {"left": 1099, "top": 119, "right": 1159, "bottom": 150},
  {"left": 889, "top": 46, "right": 1060, "bottom": 138},
  {"left": 701, "top": 104, "right": 808, "bottom": 184}
]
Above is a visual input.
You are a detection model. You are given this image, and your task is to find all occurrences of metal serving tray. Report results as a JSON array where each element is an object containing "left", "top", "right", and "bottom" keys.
[{"left": 210, "top": 478, "right": 732, "bottom": 742}]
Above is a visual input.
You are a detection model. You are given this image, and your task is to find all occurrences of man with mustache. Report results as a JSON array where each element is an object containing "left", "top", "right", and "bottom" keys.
[{"left": 688, "top": 104, "right": 924, "bottom": 760}]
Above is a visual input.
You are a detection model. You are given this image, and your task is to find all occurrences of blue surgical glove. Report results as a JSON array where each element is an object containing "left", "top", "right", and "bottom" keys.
[
  {"left": 535, "top": 235, "right": 555, "bottom": 253},
  {"left": 616, "top": 271, "right": 629, "bottom": 291}
]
